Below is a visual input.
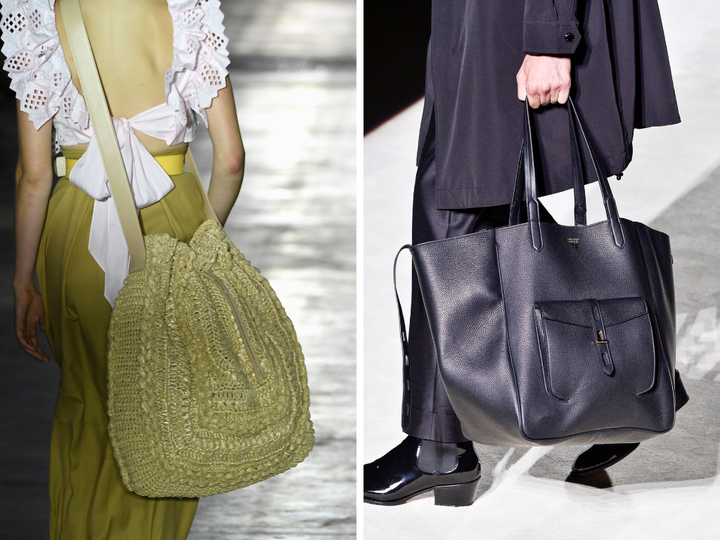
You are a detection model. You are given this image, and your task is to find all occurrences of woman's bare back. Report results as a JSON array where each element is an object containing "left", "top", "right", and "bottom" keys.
[{"left": 55, "top": 0, "right": 186, "bottom": 153}]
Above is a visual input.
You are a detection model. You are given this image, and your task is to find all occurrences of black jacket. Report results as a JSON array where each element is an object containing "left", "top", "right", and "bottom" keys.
[{"left": 418, "top": 0, "right": 680, "bottom": 209}]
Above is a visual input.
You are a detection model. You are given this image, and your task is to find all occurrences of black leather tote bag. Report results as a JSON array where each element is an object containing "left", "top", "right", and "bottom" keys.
[{"left": 403, "top": 99, "right": 677, "bottom": 446}]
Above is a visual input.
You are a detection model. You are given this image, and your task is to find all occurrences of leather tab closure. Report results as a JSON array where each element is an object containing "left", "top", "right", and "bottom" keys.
[{"left": 587, "top": 299, "right": 614, "bottom": 376}]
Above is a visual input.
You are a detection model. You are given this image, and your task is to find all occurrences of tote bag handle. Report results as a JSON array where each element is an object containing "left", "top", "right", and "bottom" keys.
[{"left": 508, "top": 98, "right": 625, "bottom": 251}]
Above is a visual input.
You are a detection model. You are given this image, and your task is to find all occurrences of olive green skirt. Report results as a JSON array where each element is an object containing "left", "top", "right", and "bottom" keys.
[{"left": 36, "top": 156, "right": 205, "bottom": 539}]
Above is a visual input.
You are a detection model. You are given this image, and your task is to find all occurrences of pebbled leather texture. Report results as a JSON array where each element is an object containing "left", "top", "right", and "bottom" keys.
[{"left": 406, "top": 101, "right": 676, "bottom": 447}]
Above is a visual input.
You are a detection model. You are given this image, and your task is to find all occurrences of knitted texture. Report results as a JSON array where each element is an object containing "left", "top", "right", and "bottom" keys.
[{"left": 107, "top": 220, "right": 314, "bottom": 498}]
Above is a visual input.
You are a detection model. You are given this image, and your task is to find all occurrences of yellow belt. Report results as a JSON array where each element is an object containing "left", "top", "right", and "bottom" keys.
[{"left": 55, "top": 153, "right": 186, "bottom": 178}]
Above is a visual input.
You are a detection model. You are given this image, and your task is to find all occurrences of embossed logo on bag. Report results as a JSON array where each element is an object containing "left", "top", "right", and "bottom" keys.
[{"left": 568, "top": 238, "right": 580, "bottom": 250}]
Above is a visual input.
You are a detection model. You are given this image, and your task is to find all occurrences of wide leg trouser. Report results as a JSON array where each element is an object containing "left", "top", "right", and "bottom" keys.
[
  {"left": 401, "top": 115, "right": 525, "bottom": 443},
  {"left": 37, "top": 158, "right": 203, "bottom": 539}
]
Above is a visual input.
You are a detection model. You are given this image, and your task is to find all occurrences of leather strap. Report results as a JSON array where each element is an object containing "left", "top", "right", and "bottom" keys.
[
  {"left": 393, "top": 245, "right": 413, "bottom": 375},
  {"left": 568, "top": 98, "right": 625, "bottom": 248},
  {"left": 509, "top": 97, "right": 625, "bottom": 250},
  {"left": 60, "top": 0, "right": 146, "bottom": 271},
  {"left": 567, "top": 108, "right": 587, "bottom": 226},
  {"left": 522, "top": 101, "right": 544, "bottom": 250},
  {"left": 509, "top": 100, "right": 587, "bottom": 228},
  {"left": 587, "top": 299, "right": 615, "bottom": 376},
  {"left": 59, "top": 0, "right": 218, "bottom": 273},
  {"left": 508, "top": 146, "right": 524, "bottom": 226},
  {"left": 186, "top": 148, "right": 219, "bottom": 225}
]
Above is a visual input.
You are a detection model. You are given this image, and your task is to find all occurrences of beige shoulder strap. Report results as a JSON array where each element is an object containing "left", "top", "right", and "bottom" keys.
[
  {"left": 59, "top": 0, "right": 218, "bottom": 273},
  {"left": 186, "top": 148, "right": 219, "bottom": 225}
]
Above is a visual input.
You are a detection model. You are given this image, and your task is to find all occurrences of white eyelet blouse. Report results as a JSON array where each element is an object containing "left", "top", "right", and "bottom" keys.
[{"left": 0, "top": 0, "right": 230, "bottom": 306}]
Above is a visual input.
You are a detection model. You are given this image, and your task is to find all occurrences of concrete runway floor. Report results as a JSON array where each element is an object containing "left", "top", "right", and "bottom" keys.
[
  {"left": 188, "top": 67, "right": 356, "bottom": 540},
  {"left": 0, "top": 0, "right": 356, "bottom": 538}
]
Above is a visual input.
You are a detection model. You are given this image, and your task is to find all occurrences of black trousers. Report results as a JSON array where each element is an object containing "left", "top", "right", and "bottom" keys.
[
  {"left": 402, "top": 116, "right": 528, "bottom": 442},
  {"left": 401, "top": 115, "right": 689, "bottom": 443}
]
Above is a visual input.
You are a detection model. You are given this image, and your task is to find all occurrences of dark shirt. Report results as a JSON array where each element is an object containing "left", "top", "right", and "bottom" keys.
[{"left": 418, "top": 0, "right": 680, "bottom": 209}]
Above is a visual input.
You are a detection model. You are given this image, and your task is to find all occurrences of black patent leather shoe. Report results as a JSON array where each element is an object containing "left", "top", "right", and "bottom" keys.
[
  {"left": 571, "top": 442, "right": 641, "bottom": 476},
  {"left": 572, "top": 370, "right": 690, "bottom": 476},
  {"left": 572, "top": 371, "right": 689, "bottom": 477},
  {"left": 364, "top": 436, "right": 481, "bottom": 506}
]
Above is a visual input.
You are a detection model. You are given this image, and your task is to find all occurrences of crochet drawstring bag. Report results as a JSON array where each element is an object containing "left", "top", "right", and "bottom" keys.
[{"left": 60, "top": 0, "right": 314, "bottom": 498}]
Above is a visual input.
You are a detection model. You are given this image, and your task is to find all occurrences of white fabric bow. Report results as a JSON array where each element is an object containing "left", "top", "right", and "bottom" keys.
[{"left": 69, "top": 104, "right": 177, "bottom": 306}]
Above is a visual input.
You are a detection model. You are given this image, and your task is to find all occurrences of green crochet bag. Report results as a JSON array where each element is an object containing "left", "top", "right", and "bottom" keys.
[
  {"left": 107, "top": 221, "right": 314, "bottom": 497},
  {"left": 60, "top": 0, "right": 313, "bottom": 498}
]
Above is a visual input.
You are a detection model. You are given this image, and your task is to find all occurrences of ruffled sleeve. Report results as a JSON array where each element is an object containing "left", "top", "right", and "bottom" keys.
[
  {"left": 0, "top": 0, "right": 73, "bottom": 129},
  {"left": 165, "top": 0, "right": 230, "bottom": 134}
]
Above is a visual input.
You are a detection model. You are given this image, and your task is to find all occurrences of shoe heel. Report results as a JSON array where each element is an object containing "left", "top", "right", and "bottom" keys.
[{"left": 433, "top": 477, "right": 480, "bottom": 507}]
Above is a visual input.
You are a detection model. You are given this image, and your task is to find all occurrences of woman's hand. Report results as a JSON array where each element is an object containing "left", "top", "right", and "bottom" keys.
[
  {"left": 516, "top": 54, "right": 572, "bottom": 109},
  {"left": 14, "top": 281, "right": 49, "bottom": 363}
]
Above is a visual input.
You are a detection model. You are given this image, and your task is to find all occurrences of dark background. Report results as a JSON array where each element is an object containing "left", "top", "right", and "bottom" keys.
[
  {"left": 363, "top": 0, "right": 431, "bottom": 133},
  {"left": 0, "top": 54, "right": 60, "bottom": 540}
]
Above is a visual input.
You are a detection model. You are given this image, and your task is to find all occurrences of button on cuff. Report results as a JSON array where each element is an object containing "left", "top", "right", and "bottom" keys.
[{"left": 523, "top": 21, "right": 581, "bottom": 55}]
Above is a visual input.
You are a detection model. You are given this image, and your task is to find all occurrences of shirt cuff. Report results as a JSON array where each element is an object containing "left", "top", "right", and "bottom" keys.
[{"left": 523, "top": 21, "right": 581, "bottom": 55}]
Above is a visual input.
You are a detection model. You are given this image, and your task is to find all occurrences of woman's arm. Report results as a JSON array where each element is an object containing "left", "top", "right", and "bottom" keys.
[
  {"left": 14, "top": 103, "right": 53, "bottom": 363},
  {"left": 206, "top": 76, "right": 245, "bottom": 226}
]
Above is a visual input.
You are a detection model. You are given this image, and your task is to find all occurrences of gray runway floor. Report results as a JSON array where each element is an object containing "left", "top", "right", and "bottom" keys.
[{"left": 0, "top": 0, "right": 355, "bottom": 539}]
